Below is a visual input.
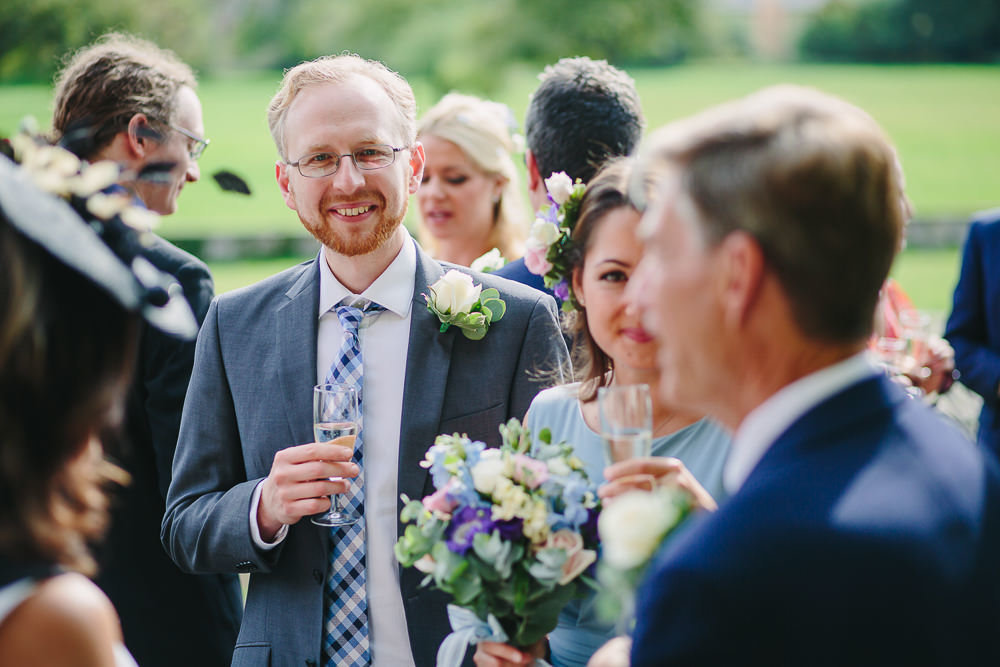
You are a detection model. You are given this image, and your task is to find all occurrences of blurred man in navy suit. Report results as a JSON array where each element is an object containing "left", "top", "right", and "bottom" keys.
[
  {"left": 946, "top": 207, "right": 1000, "bottom": 458},
  {"left": 589, "top": 85, "right": 1000, "bottom": 666}
]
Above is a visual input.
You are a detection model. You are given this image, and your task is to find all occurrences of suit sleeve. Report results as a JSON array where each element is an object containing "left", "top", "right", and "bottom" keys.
[
  {"left": 142, "top": 257, "right": 215, "bottom": 500},
  {"left": 630, "top": 559, "right": 733, "bottom": 666},
  {"left": 508, "top": 294, "right": 571, "bottom": 421},
  {"left": 945, "top": 221, "right": 1000, "bottom": 403},
  {"left": 161, "top": 298, "right": 282, "bottom": 574}
]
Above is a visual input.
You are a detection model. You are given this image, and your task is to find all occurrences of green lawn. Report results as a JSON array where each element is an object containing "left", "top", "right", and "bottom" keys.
[{"left": 2, "top": 63, "right": 999, "bottom": 237}]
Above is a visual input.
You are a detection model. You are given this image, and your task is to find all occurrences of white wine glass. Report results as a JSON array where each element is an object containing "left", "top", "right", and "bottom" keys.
[
  {"left": 311, "top": 383, "right": 360, "bottom": 527},
  {"left": 598, "top": 384, "right": 653, "bottom": 467}
]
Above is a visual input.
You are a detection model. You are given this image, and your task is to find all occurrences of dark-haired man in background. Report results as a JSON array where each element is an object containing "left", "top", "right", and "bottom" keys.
[{"left": 495, "top": 56, "right": 644, "bottom": 296}]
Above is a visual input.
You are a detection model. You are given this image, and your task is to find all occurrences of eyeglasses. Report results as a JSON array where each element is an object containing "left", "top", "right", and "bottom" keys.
[
  {"left": 286, "top": 144, "right": 407, "bottom": 178},
  {"left": 168, "top": 123, "right": 210, "bottom": 161}
]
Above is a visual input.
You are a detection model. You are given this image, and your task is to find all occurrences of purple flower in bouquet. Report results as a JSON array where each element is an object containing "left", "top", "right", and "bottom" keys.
[
  {"left": 494, "top": 518, "right": 523, "bottom": 542},
  {"left": 446, "top": 506, "right": 496, "bottom": 554}
]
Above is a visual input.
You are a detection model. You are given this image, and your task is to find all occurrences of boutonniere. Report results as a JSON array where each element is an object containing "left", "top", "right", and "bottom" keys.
[{"left": 424, "top": 269, "right": 506, "bottom": 340}]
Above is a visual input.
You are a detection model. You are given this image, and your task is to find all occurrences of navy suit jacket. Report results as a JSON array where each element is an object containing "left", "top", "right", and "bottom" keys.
[
  {"left": 96, "top": 235, "right": 242, "bottom": 667},
  {"left": 631, "top": 373, "right": 1000, "bottom": 666},
  {"left": 162, "top": 241, "right": 569, "bottom": 667},
  {"left": 945, "top": 208, "right": 1000, "bottom": 456},
  {"left": 494, "top": 257, "right": 552, "bottom": 298}
]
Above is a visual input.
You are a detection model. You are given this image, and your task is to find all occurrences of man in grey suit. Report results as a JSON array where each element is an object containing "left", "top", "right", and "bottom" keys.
[{"left": 161, "top": 54, "right": 568, "bottom": 667}]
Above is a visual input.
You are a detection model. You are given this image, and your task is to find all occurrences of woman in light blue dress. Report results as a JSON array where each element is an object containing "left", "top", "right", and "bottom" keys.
[{"left": 474, "top": 159, "right": 731, "bottom": 667}]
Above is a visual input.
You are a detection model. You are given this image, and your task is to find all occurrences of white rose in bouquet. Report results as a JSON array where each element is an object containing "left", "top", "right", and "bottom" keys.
[{"left": 471, "top": 449, "right": 505, "bottom": 495}]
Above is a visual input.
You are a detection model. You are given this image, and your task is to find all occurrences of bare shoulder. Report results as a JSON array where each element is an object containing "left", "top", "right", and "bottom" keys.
[{"left": 0, "top": 572, "right": 122, "bottom": 666}]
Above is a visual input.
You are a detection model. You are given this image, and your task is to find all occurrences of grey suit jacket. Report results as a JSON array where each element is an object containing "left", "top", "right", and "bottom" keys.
[{"left": 162, "top": 241, "right": 569, "bottom": 667}]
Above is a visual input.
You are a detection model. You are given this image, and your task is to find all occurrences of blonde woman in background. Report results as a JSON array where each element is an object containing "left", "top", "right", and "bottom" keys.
[{"left": 417, "top": 93, "right": 528, "bottom": 267}]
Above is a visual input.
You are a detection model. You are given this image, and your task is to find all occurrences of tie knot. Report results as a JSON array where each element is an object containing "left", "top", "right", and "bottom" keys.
[{"left": 334, "top": 301, "right": 384, "bottom": 337}]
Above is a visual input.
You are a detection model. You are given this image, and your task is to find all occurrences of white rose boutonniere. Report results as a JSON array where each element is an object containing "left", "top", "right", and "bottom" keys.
[{"left": 424, "top": 269, "right": 506, "bottom": 340}]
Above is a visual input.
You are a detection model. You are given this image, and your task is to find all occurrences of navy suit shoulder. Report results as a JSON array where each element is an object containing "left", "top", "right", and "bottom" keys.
[
  {"left": 494, "top": 257, "right": 552, "bottom": 296},
  {"left": 631, "top": 374, "right": 1000, "bottom": 666},
  {"left": 97, "top": 235, "right": 241, "bottom": 667},
  {"left": 945, "top": 208, "right": 1000, "bottom": 455}
]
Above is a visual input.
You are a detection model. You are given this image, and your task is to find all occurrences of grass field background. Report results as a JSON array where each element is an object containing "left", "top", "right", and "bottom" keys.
[{"left": 2, "top": 62, "right": 995, "bottom": 315}]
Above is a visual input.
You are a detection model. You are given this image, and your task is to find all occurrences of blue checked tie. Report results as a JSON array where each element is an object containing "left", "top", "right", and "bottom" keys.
[{"left": 322, "top": 300, "right": 384, "bottom": 667}]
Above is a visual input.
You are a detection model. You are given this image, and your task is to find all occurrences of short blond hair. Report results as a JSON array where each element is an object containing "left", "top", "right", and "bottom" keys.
[
  {"left": 417, "top": 93, "right": 528, "bottom": 259},
  {"left": 634, "top": 84, "right": 909, "bottom": 344},
  {"left": 267, "top": 53, "right": 416, "bottom": 161}
]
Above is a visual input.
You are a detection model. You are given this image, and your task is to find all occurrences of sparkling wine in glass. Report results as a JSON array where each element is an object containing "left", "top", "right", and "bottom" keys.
[
  {"left": 311, "top": 383, "right": 360, "bottom": 527},
  {"left": 598, "top": 384, "right": 654, "bottom": 467}
]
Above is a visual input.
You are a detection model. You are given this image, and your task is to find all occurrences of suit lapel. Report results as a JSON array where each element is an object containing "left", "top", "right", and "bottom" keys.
[
  {"left": 276, "top": 259, "right": 321, "bottom": 447},
  {"left": 398, "top": 243, "right": 453, "bottom": 508},
  {"left": 743, "top": 373, "right": 904, "bottom": 487}
]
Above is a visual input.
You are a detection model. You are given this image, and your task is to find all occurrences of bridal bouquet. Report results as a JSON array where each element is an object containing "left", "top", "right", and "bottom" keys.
[{"left": 395, "top": 419, "right": 600, "bottom": 664}]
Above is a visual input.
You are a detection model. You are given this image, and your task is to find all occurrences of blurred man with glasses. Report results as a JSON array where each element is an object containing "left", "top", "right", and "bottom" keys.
[
  {"left": 50, "top": 31, "right": 241, "bottom": 667},
  {"left": 162, "top": 53, "right": 568, "bottom": 667}
]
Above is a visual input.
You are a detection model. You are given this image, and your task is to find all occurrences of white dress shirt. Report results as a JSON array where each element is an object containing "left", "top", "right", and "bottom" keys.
[
  {"left": 250, "top": 234, "right": 417, "bottom": 666},
  {"left": 723, "top": 352, "right": 880, "bottom": 495}
]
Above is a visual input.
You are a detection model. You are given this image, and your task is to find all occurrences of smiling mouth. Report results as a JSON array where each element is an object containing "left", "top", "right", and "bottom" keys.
[{"left": 334, "top": 205, "right": 375, "bottom": 217}]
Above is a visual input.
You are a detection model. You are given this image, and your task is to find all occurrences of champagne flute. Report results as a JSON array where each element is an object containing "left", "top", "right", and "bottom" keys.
[
  {"left": 899, "top": 309, "right": 933, "bottom": 380},
  {"left": 598, "top": 384, "right": 654, "bottom": 482},
  {"left": 311, "top": 383, "right": 360, "bottom": 527}
]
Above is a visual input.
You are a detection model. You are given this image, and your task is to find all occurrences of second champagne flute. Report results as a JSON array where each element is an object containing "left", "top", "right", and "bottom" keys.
[
  {"left": 598, "top": 383, "right": 653, "bottom": 466},
  {"left": 312, "top": 383, "right": 360, "bottom": 527}
]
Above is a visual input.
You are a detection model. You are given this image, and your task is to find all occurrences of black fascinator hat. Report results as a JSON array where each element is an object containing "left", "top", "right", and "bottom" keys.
[{"left": 0, "top": 132, "right": 197, "bottom": 339}]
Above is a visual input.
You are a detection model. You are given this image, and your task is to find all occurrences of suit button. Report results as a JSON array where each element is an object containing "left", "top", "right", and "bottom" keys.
[
  {"left": 305, "top": 661, "right": 317, "bottom": 667},
  {"left": 236, "top": 560, "right": 258, "bottom": 573},
  {"left": 312, "top": 568, "right": 323, "bottom": 584}
]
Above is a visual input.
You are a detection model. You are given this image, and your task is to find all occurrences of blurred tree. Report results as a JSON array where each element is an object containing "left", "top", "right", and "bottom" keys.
[
  {"left": 1, "top": 0, "right": 703, "bottom": 88},
  {"left": 0, "top": 0, "right": 215, "bottom": 83},
  {"left": 800, "top": 0, "right": 1000, "bottom": 62}
]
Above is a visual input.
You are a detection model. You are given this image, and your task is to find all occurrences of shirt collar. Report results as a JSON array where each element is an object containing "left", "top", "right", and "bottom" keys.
[
  {"left": 318, "top": 230, "right": 416, "bottom": 318},
  {"left": 723, "top": 351, "right": 879, "bottom": 494}
]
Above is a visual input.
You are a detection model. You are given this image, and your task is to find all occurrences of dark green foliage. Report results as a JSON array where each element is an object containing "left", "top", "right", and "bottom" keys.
[{"left": 800, "top": 0, "right": 1000, "bottom": 63}]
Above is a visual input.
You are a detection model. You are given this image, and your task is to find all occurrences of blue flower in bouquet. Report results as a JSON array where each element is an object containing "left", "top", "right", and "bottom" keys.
[{"left": 394, "top": 419, "right": 601, "bottom": 663}]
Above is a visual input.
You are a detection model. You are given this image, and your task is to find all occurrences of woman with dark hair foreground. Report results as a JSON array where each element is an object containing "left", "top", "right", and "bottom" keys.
[{"left": 0, "top": 141, "right": 196, "bottom": 666}]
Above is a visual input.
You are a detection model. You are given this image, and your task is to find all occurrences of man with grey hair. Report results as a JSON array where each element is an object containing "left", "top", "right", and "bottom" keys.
[
  {"left": 51, "top": 32, "right": 241, "bottom": 667},
  {"left": 590, "top": 85, "right": 1000, "bottom": 665},
  {"left": 163, "top": 53, "right": 568, "bottom": 667}
]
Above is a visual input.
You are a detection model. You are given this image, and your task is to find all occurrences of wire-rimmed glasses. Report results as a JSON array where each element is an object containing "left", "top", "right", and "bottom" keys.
[
  {"left": 168, "top": 123, "right": 210, "bottom": 160},
  {"left": 286, "top": 144, "right": 407, "bottom": 178}
]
